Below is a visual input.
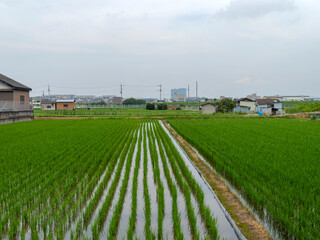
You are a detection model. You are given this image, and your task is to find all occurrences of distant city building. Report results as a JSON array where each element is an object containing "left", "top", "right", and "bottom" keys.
[
  {"left": 282, "top": 95, "right": 310, "bottom": 101},
  {"left": 246, "top": 93, "right": 261, "bottom": 101},
  {"left": 263, "top": 95, "right": 310, "bottom": 101},
  {"left": 171, "top": 88, "right": 186, "bottom": 100},
  {"left": 220, "top": 96, "right": 233, "bottom": 100},
  {"left": 142, "top": 98, "right": 157, "bottom": 103},
  {"left": 112, "top": 97, "right": 123, "bottom": 103},
  {"left": 174, "top": 93, "right": 186, "bottom": 102}
]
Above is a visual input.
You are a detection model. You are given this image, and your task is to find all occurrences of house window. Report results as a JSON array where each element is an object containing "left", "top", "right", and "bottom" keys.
[
  {"left": 20, "top": 95, "right": 25, "bottom": 105},
  {"left": 64, "top": 104, "right": 68, "bottom": 107},
  {"left": 47, "top": 105, "right": 51, "bottom": 109}
]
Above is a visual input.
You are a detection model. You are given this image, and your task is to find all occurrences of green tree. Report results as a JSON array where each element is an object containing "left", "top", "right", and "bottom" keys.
[
  {"left": 146, "top": 103, "right": 155, "bottom": 110},
  {"left": 123, "top": 98, "right": 146, "bottom": 105},
  {"left": 157, "top": 103, "right": 168, "bottom": 110},
  {"left": 217, "top": 99, "right": 236, "bottom": 113}
]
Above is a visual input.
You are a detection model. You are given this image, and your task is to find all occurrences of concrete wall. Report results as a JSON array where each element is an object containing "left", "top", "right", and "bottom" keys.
[
  {"left": 0, "top": 110, "right": 34, "bottom": 124},
  {"left": 239, "top": 101, "right": 256, "bottom": 112},
  {"left": 41, "top": 103, "right": 56, "bottom": 110},
  {"left": 201, "top": 105, "right": 216, "bottom": 114}
]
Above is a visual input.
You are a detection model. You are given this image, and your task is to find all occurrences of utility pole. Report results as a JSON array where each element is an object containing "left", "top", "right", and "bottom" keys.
[
  {"left": 196, "top": 81, "right": 198, "bottom": 101},
  {"left": 158, "top": 84, "right": 162, "bottom": 101},
  {"left": 120, "top": 84, "right": 123, "bottom": 98},
  {"left": 188, "top": 84, "right": 190, "bottom": 101},
  {"left": 48, "top": 85, "right": 51, "bottom": 96},
  {"left": 42, "top": 90, "right": 45, "bottom": 97}
]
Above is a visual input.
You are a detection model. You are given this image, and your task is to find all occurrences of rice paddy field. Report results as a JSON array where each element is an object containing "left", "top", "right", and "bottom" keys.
[
  {"left": 0, "top": 119, "right": 240, "bottom": 240},
  {"left": 169, "top": 118, "right": 320, "bottom": 239}
]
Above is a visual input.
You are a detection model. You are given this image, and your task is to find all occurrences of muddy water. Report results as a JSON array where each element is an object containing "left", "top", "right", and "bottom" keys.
[
  {"left": 152, "top": 128, "right": 174, "bottom": 240},
  {"left": 135, "top": 132, "right": 146, "bottom": 239},
  {"left": 99, "top": 133, "right": 138, "bottom": 239},
  {"left": 116, "top": 129, "right": 140, "bottom": 239},
  {"left": 145, "top": 124, "right": 158, "bottom": 236},
  {"left": 153, "top": 123, "right": 209, "bottom": 239},
  {"left": 65, "top": 161, "right": 111, "bottom": 238},
  {"left": 160, "top": 121, "right": 242, "bottom": 240},
  {"left": 156, "top": 136, "right": 193, "bottom": 240}
]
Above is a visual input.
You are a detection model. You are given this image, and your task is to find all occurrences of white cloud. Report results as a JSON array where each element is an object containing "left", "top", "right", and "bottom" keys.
[
  {"left": 216, "top": 0, "right": 295, "bottom": 19},
  {"left": 236, "top": 77, "right": 267, "bottom": 86}
]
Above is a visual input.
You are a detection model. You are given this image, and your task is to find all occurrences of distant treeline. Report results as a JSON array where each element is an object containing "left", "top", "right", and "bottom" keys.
[{"left": 285, "top": 101, "right": 320, "bottom": 113}]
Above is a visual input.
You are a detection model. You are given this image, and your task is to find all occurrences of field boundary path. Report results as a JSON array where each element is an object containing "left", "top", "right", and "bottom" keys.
[{"left": 163, "top": 120, "right": 272, "bottom": 240}]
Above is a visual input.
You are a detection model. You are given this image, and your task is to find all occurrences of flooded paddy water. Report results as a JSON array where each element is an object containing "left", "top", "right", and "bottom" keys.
[{"left": 3, "top": 121, "right": 247, "bottom": 240}]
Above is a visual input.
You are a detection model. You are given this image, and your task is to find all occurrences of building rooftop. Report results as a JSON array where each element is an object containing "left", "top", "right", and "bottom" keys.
[
  {"left": 0, "top": 73, "right": 32, "bottom": 91},
  {"left": 256, "top": 99, "right": 281, "bottom": 105},
  {"left": 56, "top": 99, "right": 75, "bottom": 103}
]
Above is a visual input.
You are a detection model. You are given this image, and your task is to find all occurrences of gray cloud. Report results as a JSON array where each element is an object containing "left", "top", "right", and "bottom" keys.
[
  {"left": 0, "top": 0, "right": 319, "bottom": 98},
  {"left": 216, "top": 0, "right": 296, "bottom": 19}
]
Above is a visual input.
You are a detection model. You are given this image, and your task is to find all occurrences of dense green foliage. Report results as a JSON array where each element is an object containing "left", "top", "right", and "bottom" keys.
[
  {"left": 169, "top": 118, "right": 320, "bottom": 239},
  {"left": 285, "top": 101, "right": 320, "bottom": 113},
  {"left": 0, "top": 119, "right": 220, "bottom": 239},
  {"left": 216, "top": 99, "right": 235, "bottom": 113},
  {"left": 157, "top": 103, "right": 168, "bottom": 110},
  {"left": 122, "top": 98, "right": 146, "bottom": 105},
  {"left": 146, "top": 103, "right": 155, "bottom": 110}
]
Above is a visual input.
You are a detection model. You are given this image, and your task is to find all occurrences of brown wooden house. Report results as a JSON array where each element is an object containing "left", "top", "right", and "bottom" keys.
[
  {"left": 55, "top": 100, "right": 76, "bottom": 110},
  {"left": 0, "top": 73, "right": 32, "bottom": 111}
]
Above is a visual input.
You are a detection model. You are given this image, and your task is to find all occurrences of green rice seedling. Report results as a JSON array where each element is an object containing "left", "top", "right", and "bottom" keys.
[
  {"left": 154, "top": 123, "right": 200, "bottom": 239},
  {"left": 156, "top": 121, "right": 218, "bottom": 239},
  {"left": 142, "top": 125, "right": 156, "bottom": 240},
  {"left": 147, "top": 122, "right": 165, "bottom": 239},
  {"left": 153, "top": 126, "right": 184, "bottom": 240},
  {"left": 169, "top": 118, "right": 320, "bottom": 239},
  {"left": 127, "top": 127, "right": 143, "bottom": 240},
  {"left": 91, "top": 129, "right": 137, "bottom": 235},
  {"left": 107, "top": 127, "right": 139, "bottom": 239}
]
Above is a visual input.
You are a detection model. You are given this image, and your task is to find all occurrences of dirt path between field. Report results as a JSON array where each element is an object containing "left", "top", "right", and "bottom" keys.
[{"left": 163, "top": 120, "right": 272, "bottom": 240}]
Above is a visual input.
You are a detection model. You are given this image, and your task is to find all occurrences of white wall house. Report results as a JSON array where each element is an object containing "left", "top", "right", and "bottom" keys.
[
  {"left": 234, "top": 98, "right": 256, "bottom": 113},
  {"left": 200, "top": 103, "right": 216, "bottom": 114},
  {"left": 256, "top": 99, "right": 282, "bottom": 115}
]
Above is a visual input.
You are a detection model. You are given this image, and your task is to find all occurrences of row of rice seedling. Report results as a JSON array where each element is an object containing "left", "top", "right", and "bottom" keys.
[
  {"left": 169, "top": 118, "right": 320, "bottom": 239},
  {"left": 152, "top": 123, "right": 184, "bottom": 240},
  {"left": 1, "top": 119, "right": 231, "bottom": 239},
  {"left": 157, "top": 121, "right": 219, "bottom": 239},
  {"left": 0, "top": 119, "right": 139, "bottom": 239},
  {"left": 154, "top": 121, "right": 219, "bottom": 240},
  {"left": 142, "top": 126, "right": 157, "bottom": 240},
  {"left": 107, "top": 129, "right": 139, "bottom": 239},
  {"left": 127, "top": 127, "right": 143, "bottom": 239},
  {"left": 91, "top": 129, "right": 137, "bottom": 239},
  {"left": 147, "top": 123, "right": 165, "bottom": 240}
]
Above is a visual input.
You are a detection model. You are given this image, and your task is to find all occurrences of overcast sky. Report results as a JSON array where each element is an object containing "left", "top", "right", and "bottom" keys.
[{"left": 0, "top": 0, "right": 319, "bottom": 98}]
